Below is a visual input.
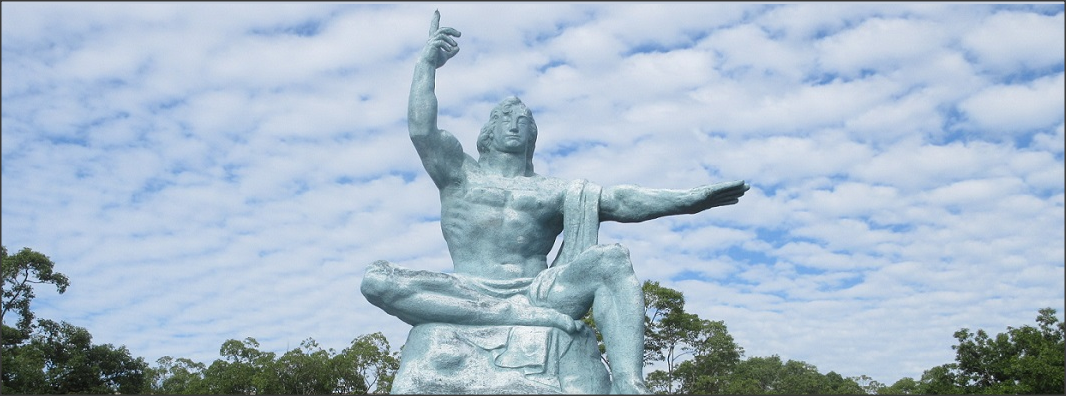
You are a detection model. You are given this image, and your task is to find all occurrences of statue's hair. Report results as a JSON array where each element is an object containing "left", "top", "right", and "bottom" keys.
[{"left": 478, "top": 96, "right": 538, "bottom": 174}]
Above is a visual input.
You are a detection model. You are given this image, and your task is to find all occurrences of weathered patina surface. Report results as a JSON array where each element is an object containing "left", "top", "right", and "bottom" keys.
[{"left": 360, "top": 11, "right": 749, "bottom": 394}]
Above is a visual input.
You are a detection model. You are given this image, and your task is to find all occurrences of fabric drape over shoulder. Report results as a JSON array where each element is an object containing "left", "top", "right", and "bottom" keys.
[{"left": 551, "top": 179, "right": 601, "bottom": 268}]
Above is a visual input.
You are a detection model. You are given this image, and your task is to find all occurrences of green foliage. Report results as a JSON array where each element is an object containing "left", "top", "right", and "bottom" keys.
[
  {"left": 8, "top": 245, "right": 1057, "bottom": 395},
  {"left": 0, "top": 245, "right": 402, "bottom": 395},
  {"left": 144, "top": 333, "right": 400, "bottom": 394},
  {"left": 918, "top": 363, "right": 964, "bottom": 394},
  {"left": 721, "top": 355, "right": 782, "bottom": 394},
  {"left": 640, "top": 281, "right": 860, "bottom": 395},
  {"left": 3, "top": 246, "right": 148, "bottom": 395},
  {"left": 867, "top": 308, "right": 1065, "bottom": 395},
  {"left": 671, "top": 319, "right": 744, "bottom": 394},
  {"left": 148, "top": 356, "right": 209, "bottom": 394},
  {"left": 942, "top": 308, "right": 1065, "bottom": 394},
  {"left": 643, "top": 280, "right": 687, "bottom": 365},
  {"left": 848, "top": 374, "right": 886, "bottom": 395},
  {"left": 711, "top": 354, "right": 864, "bottom": 395},
  {"left": 2, "top": 246, "right": 70, "bottom": 337},
  {"left": 2, "top": 319, "right": 149, "bottom": 394},
  {"left": 638, "top": 283, "right": 1064, "bottom": 395},
  {"left": 824, "top": 371, "right": 866, "bottom": 394},
  {"left": 334, "top": 332, "right": 401, "bottom": 394},
  {"left": 880, "top": 376, "right": 921, "bottom": 395},
  {"left": 201, "top": 337, "right": 277, "bottom": 394},
  {"left": 270, "top": 339, "right": 337, "bottom": 394},
  {"left": 643, "top": 280, "right": 746, "bottom": 394}
]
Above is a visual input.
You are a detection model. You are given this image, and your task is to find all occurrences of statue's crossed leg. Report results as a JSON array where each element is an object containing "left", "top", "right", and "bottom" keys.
[{"left": 361, "top": 243, "right": 650, "bottom": 394}]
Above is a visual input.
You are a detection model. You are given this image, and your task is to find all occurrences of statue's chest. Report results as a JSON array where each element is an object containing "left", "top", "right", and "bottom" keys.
[
  {"left": 464, "top": 185, "right": 550, "bottom": 212},
  {"left": 441, "top": 177, "right": 564, "bottom": 234},
  {"left": 450, "top": 174, "right": 558, "bottom": 213}
]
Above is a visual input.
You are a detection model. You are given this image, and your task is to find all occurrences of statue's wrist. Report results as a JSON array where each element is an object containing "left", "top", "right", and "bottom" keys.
[{"left": 416, "top": 57, "right": 437, "bottom": 68}]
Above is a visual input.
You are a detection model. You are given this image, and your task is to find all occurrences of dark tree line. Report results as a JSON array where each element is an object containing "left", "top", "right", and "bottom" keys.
[
  {"left": 873, "top": 307, "right": 1065, "bottom": 395},
  {"left": 629, "top": 280, "right": 1064, "bottom": 395},
  {"left": 4, "top": 246, "right": 1064, "bottom": 394},
  {"left": 2, "top": 246, "right": 397, "bottom": 395},
  {"left": 634, "top": 281, "right": 870, "bottom": 394},
  {"left": 147, "top": 334, "right": 398, "bottom": 394}
]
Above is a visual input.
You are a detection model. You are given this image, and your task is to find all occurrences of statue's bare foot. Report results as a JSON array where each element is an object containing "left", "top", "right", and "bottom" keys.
[
  {"left": 610, "top": 377, "right": 650, "bottom": 394},
  {"left": 528, "top": 305, "right": 583, "bottom": 333},
  {"left": 508, "top": 298, "right": 583, "bottom": 333}
]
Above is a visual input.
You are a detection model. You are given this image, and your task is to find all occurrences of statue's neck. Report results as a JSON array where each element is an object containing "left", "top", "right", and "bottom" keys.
[{"left": 480, "top": 151, "right": 528, "bottom": 178}]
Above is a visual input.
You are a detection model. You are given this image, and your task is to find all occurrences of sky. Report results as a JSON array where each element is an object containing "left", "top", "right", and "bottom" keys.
[{"left": 2, "top": 1, "right": 1063, "bottom": 386}]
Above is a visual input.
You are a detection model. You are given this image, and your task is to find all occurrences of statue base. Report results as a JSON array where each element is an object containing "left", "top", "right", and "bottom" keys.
[{"left": 390, "top": 323, "right": 611, "bottom": 394}]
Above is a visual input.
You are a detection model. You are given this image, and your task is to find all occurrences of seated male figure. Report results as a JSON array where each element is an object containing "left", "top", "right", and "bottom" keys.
[{"left": 361, "top": 11, "right": 749, "bottom": 395}]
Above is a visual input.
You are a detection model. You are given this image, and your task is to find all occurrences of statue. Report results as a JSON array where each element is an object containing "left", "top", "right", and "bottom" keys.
[{"left": 360, "top": 11, "right": 750, "bottom": 394}]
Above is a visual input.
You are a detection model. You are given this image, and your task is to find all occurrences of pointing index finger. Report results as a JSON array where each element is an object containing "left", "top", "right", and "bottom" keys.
[{"left": 430, "top": 10, "right": 440, "bottom": 36}]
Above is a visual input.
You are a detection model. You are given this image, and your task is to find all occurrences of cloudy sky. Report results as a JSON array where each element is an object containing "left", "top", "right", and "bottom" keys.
[{"left": 2, "top": 2, "right": 1063, "bottom": 385}]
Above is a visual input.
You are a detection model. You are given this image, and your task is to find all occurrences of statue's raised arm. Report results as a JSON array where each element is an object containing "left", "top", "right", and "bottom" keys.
[{"left": 408, "top": 11, "right": 466, "bottom": 189}]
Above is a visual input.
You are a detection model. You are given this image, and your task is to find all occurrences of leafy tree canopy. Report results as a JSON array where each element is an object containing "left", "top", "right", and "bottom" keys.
[{"left": 2, "top": 246, "right": 69, "bottom": 338}]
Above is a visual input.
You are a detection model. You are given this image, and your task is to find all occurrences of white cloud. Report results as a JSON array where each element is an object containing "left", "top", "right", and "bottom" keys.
[
  {"left": 958, "top": 72, "right": 1065, "bottom": 136},
  {"left": 961, "top": 9, "right": 1066, "bottom": 74},
  {"left": 852, "top": 139, "right": 1003, "bottom": 192},
  {"left": 1032, "top": 122, "right": 1065, "bottom": 154},
  {"left": 3, "top": 3, "right": 1063, "bottom": 387},
  {"left": 710, "top": 132, "right": 876, "bottom": 188},
  {"left": 697, "top": 22, "right": 813, "bottom": 83}
]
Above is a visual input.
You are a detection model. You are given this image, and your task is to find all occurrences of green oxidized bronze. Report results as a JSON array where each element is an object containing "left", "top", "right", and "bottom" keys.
[{"left": 361, "top": 11, "right": 750, "bottom": 394}]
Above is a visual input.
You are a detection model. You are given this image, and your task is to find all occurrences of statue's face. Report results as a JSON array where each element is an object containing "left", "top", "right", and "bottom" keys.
[{"left": 491, "top": 109, "right": 534, "bottom": 154}]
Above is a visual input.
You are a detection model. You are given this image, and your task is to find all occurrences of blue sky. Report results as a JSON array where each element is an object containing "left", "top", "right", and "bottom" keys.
[{"left": 2, "top": 2, "right": 1063, "bottom": 385}]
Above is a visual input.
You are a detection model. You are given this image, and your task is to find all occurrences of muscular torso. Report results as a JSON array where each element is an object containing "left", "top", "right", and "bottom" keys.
[{"left": 439, "top": 169, "right": 569, "bottom": 280}]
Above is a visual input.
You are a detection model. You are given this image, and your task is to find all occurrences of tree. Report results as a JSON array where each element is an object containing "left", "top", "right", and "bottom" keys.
[
  {"left": 722, "top": 355, "right": 784, "bottom": 394},
  {"left": 949, "top": 307, "right": 1065, "bottom": 394},
  {"left": 671, "top": 319, "right": 744, "bottom": 394},
  {"left": 147, "top": 333, "right": 401, "bottom": 395},
  {"left": 3, "top": 247, "right": 150, "bottom": 394},
  {"left": 642, "top": 280, "right": 719, "bottom": 394},
  {"left": 917, "top": 363, "right": 963, "bottom": 394},
  {"left": 333, "top": 332, "right": 400, "bottom": 394},
  {"left": 715, "top": 354, "right": 864, "bottom": 395},
  {"left": 899, "top": 307, "right": 1066, "bottom": 395},
  {"left": 637, "top": 281, "right": 872, "bottom": 395},
  {"left": 2, "top": 319, "right": 149, "bottom": 394},
  {"left": 271, "top": 338, "right": 338, "bottom": 394},
  {"left": 848, "top": 374, "right": 885, "bottom": 395},
  {"left": 880, "top": 376, "right": 920, "bottom": 395},
  {"left": 148, "top": 355, "right": 208, "bottom": 394},
  {"left": 824, "top": 371, "right": 865, "bottom": 394},
  {"left": 643, "top": 280, "right": 687, "bottom": 365},
  {"left": 201, "top": 337, "right": 277, "bottom": 394},
  {"left": 1, "top": 331, "right": 48, "bottom": 394},
  {"left": 641, "top": 281, "right": 748, "bottom": 394},
  {"left": 2, "top": 246, "right": 69, "bottom": 338},
  {"left": 776, "top": 360, "right": 832, "bottom": 394}
]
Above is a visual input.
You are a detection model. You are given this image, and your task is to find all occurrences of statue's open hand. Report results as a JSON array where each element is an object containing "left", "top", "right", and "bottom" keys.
[
  {"left": 423, "top": 10, "right": 461, "bottom": 69},
  {"left": 697, "top": 180, "right": 750, "bottom": 210}
]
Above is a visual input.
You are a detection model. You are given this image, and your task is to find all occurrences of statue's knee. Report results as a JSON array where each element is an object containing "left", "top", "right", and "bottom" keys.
[
  {"left": 591, "top": 244, "right": 631, "bottom": 265},
  {"left": 589, "top": 244, "right": 634, "bottom": 278},
  {"left": 360, "top": 260, "right": 395, "bottom": 304}
]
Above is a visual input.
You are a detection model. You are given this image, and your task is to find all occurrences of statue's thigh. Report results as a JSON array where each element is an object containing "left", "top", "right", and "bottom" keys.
[{"left": 530, "top": 245, "right": 629, "bottom": 318}]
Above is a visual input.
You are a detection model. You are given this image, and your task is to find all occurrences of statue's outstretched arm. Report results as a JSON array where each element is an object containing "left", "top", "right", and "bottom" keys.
[
  {"left": 408, "top": 11, "right": 466, "bottom": 188},
  {"left": 599, "top": 180, "right": 750, "bottom": 223}
]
